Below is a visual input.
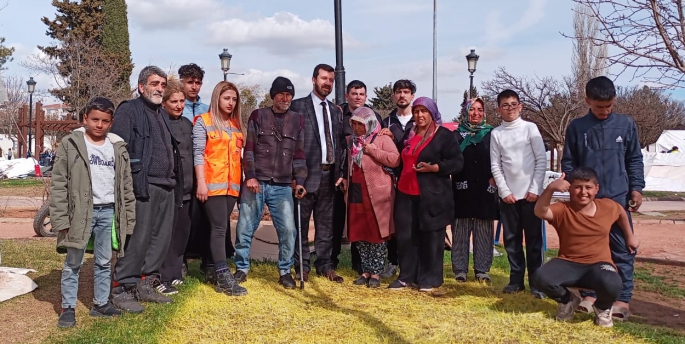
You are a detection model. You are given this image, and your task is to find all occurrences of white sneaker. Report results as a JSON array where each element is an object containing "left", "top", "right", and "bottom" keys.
[
  {"left": 380, "top": 263, "right": 398, "bottom": 279},
  {"left": 593, "top": 306, "right": 614, "bottom": 327},
  {"left": 171, "top": 279, "right": 184, "bottom": 286},
  {"left": 493, "top": 247, "right": 503, "bottom": 257}
]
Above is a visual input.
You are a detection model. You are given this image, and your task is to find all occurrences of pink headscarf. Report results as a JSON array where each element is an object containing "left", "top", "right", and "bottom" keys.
[{"left": 349, "top": 107, "right": 380, "bottom": 167}]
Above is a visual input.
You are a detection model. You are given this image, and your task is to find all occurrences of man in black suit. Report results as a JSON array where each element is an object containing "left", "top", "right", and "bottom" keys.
[{"left": 290, "top": 63, "right": 346, "bottom": 283}]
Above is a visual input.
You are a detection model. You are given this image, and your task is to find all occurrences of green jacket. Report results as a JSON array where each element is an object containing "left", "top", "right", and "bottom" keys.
[{"left": 49, "top": 127, "right": 136, "bottom": 257}]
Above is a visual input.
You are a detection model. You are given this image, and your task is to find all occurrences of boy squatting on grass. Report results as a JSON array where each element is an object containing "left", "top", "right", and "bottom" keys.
[
  {"left": 49, "top": 97, "right": 136, "bottom": 328},
  {"left": 532, "top": 167, "right": 639, "bottom": 328}
]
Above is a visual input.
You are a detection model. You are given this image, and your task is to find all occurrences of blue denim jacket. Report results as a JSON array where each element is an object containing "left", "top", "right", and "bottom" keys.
[{"left": 182, "top": 96, "right": 209, "bottom": 121}]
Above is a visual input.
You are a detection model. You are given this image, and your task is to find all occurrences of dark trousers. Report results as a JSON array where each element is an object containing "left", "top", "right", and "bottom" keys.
[
  {"left": 160, "top": 200, "right": 191, "bottom": 282},
  {"left": 394, "top": 191, "right": 446, "bottom": 288},
  {"left": 294, "top": 169, "right": 335, "bottom": 274},
  {"left": 204, "top": 196, "right": 238, "bottom": 265},
  {"left": 114, "top": 184, "right": 175, "bottom": 285},
  {"left": 500, "top": 199, "right": 543, "bottom": 288},
  {"left": 387, "top": 236, "right": 398, "bottom": 265},
  {"left": 185, "top": 197, "right": 235, "bottom": 268},
  {"left": 332, "top": 189, "right": 361, "bottom": 272},
  {"left": 533, "top": 258, "right": 622, "bottom": 310},
  {"left": 581, "top": 208, "right": 635, "bottom": 303}
]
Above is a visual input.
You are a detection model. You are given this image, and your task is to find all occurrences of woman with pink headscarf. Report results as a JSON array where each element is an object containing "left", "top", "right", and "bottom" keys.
[
  {"left": 389, "top": 97, "right": 463, "bottom": 292},
  {"left": 338, "top": 107, "right": 400, "bottom": 288}
]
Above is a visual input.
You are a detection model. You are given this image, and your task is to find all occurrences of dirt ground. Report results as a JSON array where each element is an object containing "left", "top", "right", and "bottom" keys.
[{"left": 0, "top": 185, "right": 46, "bottom": 198}]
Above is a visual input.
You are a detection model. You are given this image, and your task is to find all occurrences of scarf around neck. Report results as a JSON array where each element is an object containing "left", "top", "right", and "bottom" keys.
[
  {"left": 349, "top": 107, "right": 380, "bottom": 167},
  {"left": 458, "top": 97, "right": 493, "bottom": 151}
]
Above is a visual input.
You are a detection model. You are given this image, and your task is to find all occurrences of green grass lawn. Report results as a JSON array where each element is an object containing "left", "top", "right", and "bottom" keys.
[
  {"left": 0, "top": 178, "right": 44, "bottom": 187},
  {"left": 1, "top": 240, "right": 684, "bottom": 344}
]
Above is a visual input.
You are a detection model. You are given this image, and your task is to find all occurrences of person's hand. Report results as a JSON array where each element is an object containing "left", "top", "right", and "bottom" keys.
[
  {"left": 502, "top": 194, "right": 517, "bottom": 204},
  {"left": 294, "top": 185, "right": 307, "bottom": 199},
  {"left": 196, "top": 181, "right": 209, "bottom": 203},
  {"left": 548, "top": 172, "right": 570, "bottom": 193},
  {"left": 379, "top": 128, "right": 394, "bottom": 139},
  {"left": 489, "top": 178, "right": 496, "bottom": 187},
  {"left": 626, "top": 236, "right": 640, "bottom": 254},
  {"left": 413, "top": 162, "right": 438, "bottom": 173},
  {"left": 525, "top": 192, "right": 539, "bottom": 202},
  {"left": 362, "top": 143, "right": 377, "bottom": 154},
  {"left": 629, "top": 190, "right": 643, "bottom": 212},
  {"left": 246, "top": 178, "right": 261, "bottom": 194},
  {"left": 335, "top": 178, "right": 347, "bottom": 192}
]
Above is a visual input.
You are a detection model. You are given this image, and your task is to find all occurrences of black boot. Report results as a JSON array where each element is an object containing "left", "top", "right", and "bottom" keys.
[{"left": 215, "top": 269, "right": 247, "bottom": 296}]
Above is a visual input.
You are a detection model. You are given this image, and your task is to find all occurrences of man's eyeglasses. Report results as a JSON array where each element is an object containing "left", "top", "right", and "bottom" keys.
[{"left": 499, "top": 102, "right": 520, "bottom": 110}]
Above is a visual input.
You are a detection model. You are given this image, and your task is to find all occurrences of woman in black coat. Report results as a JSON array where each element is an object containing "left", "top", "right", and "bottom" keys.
[
  {"left": 389, "top": 96, "right": 463, "bottom": 292},
  {"left": 451, "top": 97, "right": 499, "bottom": 284}
]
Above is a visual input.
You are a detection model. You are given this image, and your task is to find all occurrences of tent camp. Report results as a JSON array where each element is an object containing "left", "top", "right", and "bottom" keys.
[
  {"left": 643, "top": 130, "right": 685, "bottom": 192},
  {"left": 654, "top": 130, "right": 685, "bottom": 153}
]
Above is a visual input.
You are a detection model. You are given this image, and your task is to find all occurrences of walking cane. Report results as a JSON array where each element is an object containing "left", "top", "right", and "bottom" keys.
[{"left": 296, "top": 189, "right": 305, "bottom": 290}]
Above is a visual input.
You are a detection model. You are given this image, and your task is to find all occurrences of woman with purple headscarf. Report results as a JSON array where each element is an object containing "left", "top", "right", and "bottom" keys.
[
  {"left": 389, "top": 97, "right": 463, "bottom": 292},
  {"left": 338, "top": 107, "right": 400, "bottom": 288}
]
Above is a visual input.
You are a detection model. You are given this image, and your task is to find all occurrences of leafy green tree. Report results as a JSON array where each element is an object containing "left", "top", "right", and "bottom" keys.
[
  {"left": 370, "top": 83, "right": 394, "bottom": 112},
  {"left": 0, "top": 37, "right": 14, "bottom": 70},
  {"left": 101, "top": 0, "right": 132, "bottom": 86}
]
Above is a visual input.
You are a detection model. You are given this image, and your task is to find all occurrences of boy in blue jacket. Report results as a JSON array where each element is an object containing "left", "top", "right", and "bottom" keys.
[{"left": 561, "top": 76, "right": 645, "bottom": 320}]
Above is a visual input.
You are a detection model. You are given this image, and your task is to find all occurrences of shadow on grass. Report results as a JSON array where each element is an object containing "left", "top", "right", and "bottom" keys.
[{"left": 31, "top": 257, "right": 101, "bottom": 315}]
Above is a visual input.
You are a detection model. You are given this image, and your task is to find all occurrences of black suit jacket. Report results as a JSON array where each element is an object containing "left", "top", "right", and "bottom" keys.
[{"left": 290, "top": 95, "right": 345, "bottom": 193}]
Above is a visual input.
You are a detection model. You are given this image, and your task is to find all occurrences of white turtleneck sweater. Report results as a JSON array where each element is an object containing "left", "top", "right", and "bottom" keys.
[{"left": 490, "top": 117, "right": 547, "bottom": 200}]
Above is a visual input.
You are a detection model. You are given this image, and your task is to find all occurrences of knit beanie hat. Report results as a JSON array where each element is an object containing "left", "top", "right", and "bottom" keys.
[{"left": 270, "top": 77, "right": 295, "bottom": 99}]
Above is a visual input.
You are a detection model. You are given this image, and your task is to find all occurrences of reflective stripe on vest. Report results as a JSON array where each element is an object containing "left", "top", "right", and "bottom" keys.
[{"left": 195, "top": 112, "right": 243, "bottom": 197}]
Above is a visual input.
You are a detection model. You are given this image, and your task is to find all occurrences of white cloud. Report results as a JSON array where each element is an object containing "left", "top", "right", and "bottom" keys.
[
  {"left": 207, "top": 12, "right": 364, "bottom": 55},
  {"left": 485, "top": 0, "right": 547, "bottom": 44},
  {"left": 127, "top": 0, "right": 237, "bottom": 30}
]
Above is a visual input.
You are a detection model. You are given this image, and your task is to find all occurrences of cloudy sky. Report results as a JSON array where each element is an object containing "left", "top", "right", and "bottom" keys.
[{"left": 1, "top": 0, "right": 677, "bottom": 113}]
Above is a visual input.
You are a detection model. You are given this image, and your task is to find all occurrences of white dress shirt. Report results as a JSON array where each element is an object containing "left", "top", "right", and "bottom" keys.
[{"left": 310, "top": 92, "right": 335, "bottom": 163}]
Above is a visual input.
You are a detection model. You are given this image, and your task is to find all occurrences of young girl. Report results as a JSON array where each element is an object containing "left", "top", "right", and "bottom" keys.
[
  {"left": 50, "top": 97, "right": 136, "bottom": 328},
  {"left": 192, "top": 81, "right": 247, "bottom": 296}
]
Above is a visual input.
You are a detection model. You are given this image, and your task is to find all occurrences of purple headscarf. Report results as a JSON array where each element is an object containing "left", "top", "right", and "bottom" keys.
[{"left": 404, "top": 97, "right": 442, "bottom": 148}]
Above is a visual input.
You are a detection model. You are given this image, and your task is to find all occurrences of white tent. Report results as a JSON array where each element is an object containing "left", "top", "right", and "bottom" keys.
[
  {"left": 643, "top": 151, "right": 685, "bottom": 191},
  {"left": 654, "top": 130, "right": 685, "bottom": 153}
]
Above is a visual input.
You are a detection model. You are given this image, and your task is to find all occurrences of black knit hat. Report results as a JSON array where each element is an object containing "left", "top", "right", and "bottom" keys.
[{"left": 270, "top": 76, "right": 295, "bottom": 99}]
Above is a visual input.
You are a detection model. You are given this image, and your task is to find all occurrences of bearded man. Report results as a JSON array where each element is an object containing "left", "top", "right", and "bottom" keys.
[{"left": 109, "top": 66, "right": 183, "bottom": 313}]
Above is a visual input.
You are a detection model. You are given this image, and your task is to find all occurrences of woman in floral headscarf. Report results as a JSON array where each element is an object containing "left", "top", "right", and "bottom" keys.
[
  {"left": 451, "top": 97, "right": 499, "bottom": 285},
  {"left": 339, "top": 107, "right": 400, "bottom": 288},
  {"left": 389, "top": 97, "right": 463, "bottom": 292}
]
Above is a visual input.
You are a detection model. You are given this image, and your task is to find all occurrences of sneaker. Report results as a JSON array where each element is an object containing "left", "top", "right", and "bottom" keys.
[
  {"left": 367, "top": 277, "right": 381, "bottom": 288},
  {"left": 57, "top": 308, "right": 76, "bottom": 328},
  {"left": 234, "top": 270, "right": 248, "bottom": 284},
  {"left": 204, "top": 264, "right": 216, "bottom": 285},
  {"left": 90, "top": 302, "right": 122, "bottom": 317},
  {"left": 136, "top": 278, "right": 173, "bottom": 304},
  {"left": 455, "top": 272, "right": 467, "bottom": 283},
  {"left": 418, "top": 286, "right": 433, "bottom": 292},
  {"left": 531, "top": 288, "right": 546, "bottom": 299},
  {"left": 278, "top": 274, "right": 296, "bottom": 289},
  {"left": 388, "top": 279, "right": 410, "bottom": 290},
  {"left": 503, "top": 284, "right": 525, "bottom": 294},
  {"left": 556, "top": 292, "right": 581, "bottom": 322},
  {"left": 353, "top": 275, "right": 369, "bottom": 285},
  {"left": 475, "top": 272, "right": 491, "bottom": 285},
  {"left": 493, "top": 247, "right": 503, "bottom": 257},
  {"left": 380, "top": 263, "right": 398, "bottom": 279},
  {"left": 171, "top": 279, "right": 184, "bottom": 286},
  {"left": 154, "top": 280, "right": 179, "bottom": 296},
  {"left": 594, "top": 306, "right": 614, "bottom": 327},
  {"left": 111, "top": 286, "right": 145, "bottom": 313},
  {"left": 216, "top": 270, "right": 248, "bottom": 296}
]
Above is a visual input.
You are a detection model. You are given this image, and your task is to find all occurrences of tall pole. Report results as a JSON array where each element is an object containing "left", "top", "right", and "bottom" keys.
[
  {"left": 432, "top": 0, "right": 437, "bottom": 102},
  {"left": 28, "top": 92, "right": 33, "bottom": 158},
  {"left": 468, "top": 73, "right": 474, "bottom": 100},
  {"left": 334, "top": 0, "right": 345, "bottom": 105},
  {"left": 223, "top": 73, "right": 227, "bottom": 82}
]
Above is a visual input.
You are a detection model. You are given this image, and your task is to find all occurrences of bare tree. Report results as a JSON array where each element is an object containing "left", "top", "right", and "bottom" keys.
[
  {"left": 0, "top": 75, "right": 47, "bottom": 148},
  {"left": 481, "top": 68, "right": 585, "bottom": 169},
  {"left": 572, "top": 3, "right": 608, "bottom": 93},
  {"left": 571, "top": 0, "right": 685, "bottom": 87},
  {"left": 22, "top": 35, "right": 129, "bottom": 119},
  {"left": 236, "top": 83, "right": 265, "bottom": 131},
  {"left": 614, "top": 85, "right": 685, "bottom": 147}
]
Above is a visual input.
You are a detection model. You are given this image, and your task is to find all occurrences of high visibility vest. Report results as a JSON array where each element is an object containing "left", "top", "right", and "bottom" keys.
[{"left": 195, "top": 112, "right": 243, "bottom": 197}]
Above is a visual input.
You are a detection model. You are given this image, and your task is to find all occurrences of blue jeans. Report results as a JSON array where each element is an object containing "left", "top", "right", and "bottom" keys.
[
  {"left": 61, "top": 205, "right": 114, "bottom": 308},
  {"left": 580, "top": 209, "right": 635, "bottom": 303},
  {"left": 235, "top": 181, "right": 296, "bottom": 276}
]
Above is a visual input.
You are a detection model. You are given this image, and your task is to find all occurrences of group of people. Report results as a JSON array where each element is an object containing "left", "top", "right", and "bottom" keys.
[{"left": 49, "top": 58, "right": 644, "bottom": 330}]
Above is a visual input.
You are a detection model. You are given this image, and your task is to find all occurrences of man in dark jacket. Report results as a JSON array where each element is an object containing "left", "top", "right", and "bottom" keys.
[
  {"left": 109, "top": 66, "right": 182, "bottom": 313},
  {"left": 233, "top": 77, "right": 307, "bottom": 289},
  {"left": 561, "top": 76, "right": 645, "bottom": 320},
  {"left": 378, "top": 79, "right": 417, "bottom": 279},
  {"left": 290, "top": 63, "right": 346, "bottom": 283},
  {"left": 334, "top": 80, "right": 385, "bottom": 274}
]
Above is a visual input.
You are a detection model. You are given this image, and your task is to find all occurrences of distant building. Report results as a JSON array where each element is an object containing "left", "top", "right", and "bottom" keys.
[{"left": 43, "top": 103, "right": 72, "bottom": 120}]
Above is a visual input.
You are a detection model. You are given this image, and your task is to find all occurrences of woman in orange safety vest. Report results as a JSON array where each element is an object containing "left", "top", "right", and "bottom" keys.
[{"left": 192, "top": 81, "right": 247, "bottom": 296}]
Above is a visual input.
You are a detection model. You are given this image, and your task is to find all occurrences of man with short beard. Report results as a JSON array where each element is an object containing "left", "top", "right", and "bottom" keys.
[
  {"left": 109, "top": 66, "right": 183, "bottom": 313},
  {"left": 290, "top": 64, "right": 346, "bottom": 283},
  {"left": 233, "top": 77, "right": 307, "bottom": 289}
]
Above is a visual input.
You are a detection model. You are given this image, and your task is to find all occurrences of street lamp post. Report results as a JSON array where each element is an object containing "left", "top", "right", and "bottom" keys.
[
  {"left": 333, "top": 0, "right": 345, "bottom": 105},
  {"left": 219, "top": 48, "right": 232, "bottom": 82},
  {"left": 465, "top": 49, "right": 479, "bottom": 99},
  {"left": 26, "top": 77, "right": 36, "bottom": 158}
]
